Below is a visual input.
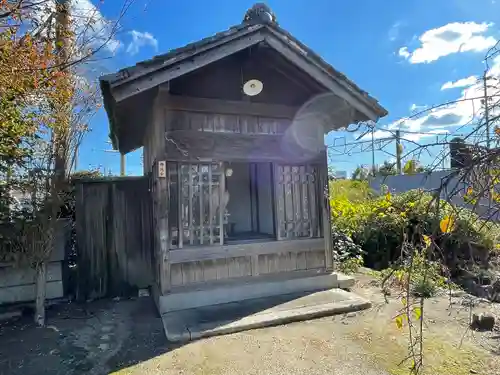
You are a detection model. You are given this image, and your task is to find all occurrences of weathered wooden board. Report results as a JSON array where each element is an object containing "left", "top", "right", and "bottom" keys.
[
  {"left": 170, "top": 111, "right": 290, "bottom": 135},
  {"left": 169, "top": 256, "right": 252, "bottom": 287},
  {"left": 75, "top": 177, "right": 153, "bottom": 299},
  {"left": 162, "top": 129, "right": 324, "bottom": 164},
  {"left": 305, "top": 250, "right": 326, "bottom": 269},
  {"left": 170, "top": 263, "right": 183, "bottom": 287},
  {"left": 165, "top": 96, "right": 298, "bottom": 119},
  {"left": 257, "top": 250, "right": 325, "bottom": 275},
  {"left": 0, "top": 281, "right": 63, "bottom": 305},
  {"left": 143, "top": 90, "right": 168, "bottom": 173},
  {"left": 168, "top": 245, "right": 325, "bottom": 286},
  {"left": 0, "top": 262, "right": 62, "bottom": 289},
  {"left": 170, "top": 238, "right": 324, "bottom": 263}
]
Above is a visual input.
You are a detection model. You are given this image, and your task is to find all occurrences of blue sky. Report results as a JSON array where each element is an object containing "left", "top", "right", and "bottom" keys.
[{"left": 75, "top": 0, "right": 500, "bottom": 176}]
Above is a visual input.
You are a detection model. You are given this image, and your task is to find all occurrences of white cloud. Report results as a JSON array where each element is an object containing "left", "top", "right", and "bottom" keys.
[
  {"left": 384, "top": 25, "right": 500, "bottom": 144},
  {"left": 398, "top": 47, "right": 411, "bottom": 59},
  {"left": 399, "top": 22, "right": 496, "bottom": 63},
  {"left": 33, "top": 0, "right": 122, "bottom": 55},
  {"left": 384, "top": 66, "right": 498, "bottom": 142},
  {"left": 441, "top": 75, "right": 478, "bottom": 90},
  {"left": 402, "top": 129, "right": 450, "bottom": 142},
  {"left": 410, "top": 103, "right": 428, "bottom": 112},
  {"left": 126, "top": 30, "right": 158, "bottom": 56},
  {"left": 388, "top": 21, "right": 403, "bottom": 42},
  {"left": 33, "top": 0, "right": 121, "bottom": 58},
  {"left": 71, "top": 0, "right": 122, "bottom": 54},
  {"left": 357, "top": 128, "right": 449, "bottom": 142},
  {"left": 388, "top": 40, "right": 500, "bottom": 143},
  {"left": 489, "top": 54, "right": 500, "bottom": 76}
]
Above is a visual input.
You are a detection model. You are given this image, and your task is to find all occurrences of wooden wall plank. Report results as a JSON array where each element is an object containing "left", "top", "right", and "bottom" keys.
[
  {"left": 226, "top": 256, "right": 252, "bottom": 278},
  {"left": 203, "top": 260, "right": 218, "bottom": 281},
  {"left": 170, "top": 263, "right": 183, "bottom": 286},
  {"left": 170, "top": 238, "right": 324, "bottom": 263},
  {"left": 305, "top": 250, "right": 326, "bottom": 270},
  {"left": 166, "top": 247, "right": 325, "bottom": 287},
  {"left": 0, "top": 281, "right": 63, "bottom": 305},
  {"left": 296, "top": 252, "right": 307, "bottom": 270},
  {"left": 258, "top": 254, "right": 270, "bottom": 275},
  {"left": 268, "top": 254, "right": 280, "bottom": 274},
  {"left": 166, "top": 96, "right": 298, "bottom": 119},
  {"left": 215, "top": 258, "right": 228, "bottom": 280},
  {"left": 0, "top": 262, "right": 62, "bottom": 288},
  {"left": 181, "top": 262, "right": 195, "bottom": 284},
  {"left": 251, "top": 254, "right": 259, "bottom": 276},
  {"left": 193, "top": 261, "right": 205, "bottom": 282},
  {"left": 162, "top": 129, "right": 324, "bottom": 164},
  {"left": 75, "top": 177, "right": 154, "bottom": 299}
]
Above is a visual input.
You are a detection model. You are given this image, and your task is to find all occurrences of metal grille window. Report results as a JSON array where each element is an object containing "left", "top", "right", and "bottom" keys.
[
  {"left": 168, "top": 162, "right": 225, "bottom": 248},
  {"left": 275, "top": 165, "right": 320, "bottom": 239}
]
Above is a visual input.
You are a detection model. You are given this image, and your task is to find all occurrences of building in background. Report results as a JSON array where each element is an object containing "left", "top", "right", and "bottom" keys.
[{"left": 333, "top": 170, "right": 348, "bottom": 179}]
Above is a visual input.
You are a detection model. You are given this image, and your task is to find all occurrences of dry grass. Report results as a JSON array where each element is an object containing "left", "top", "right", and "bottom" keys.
[{"left": 348, "top": 270, "right": 500, "bottom": 375}]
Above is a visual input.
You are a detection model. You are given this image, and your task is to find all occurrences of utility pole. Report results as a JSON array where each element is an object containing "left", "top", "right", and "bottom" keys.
[
  {"left": 395, "top": 130, "right": 402, "bottom": 174},
  {"left": 101, "top": 148, "right": 125, "bottom": 176},
  {"left": 371, "top": 125, "right": 376, "bottom": 176},
  {"left": 104, "top": 140, "right": 125, "bottom": 176},
  {"left": 73, "top": 143, "right": 78, "bottom": 171},
  {"left": 120, "top": 153, "right": 125, "bottom": 176},
  {"left": 439, "top": 135, "right": 445, "bottom": 170},
  {"left": 483, "top": 71, "right": 491, "bottom": 149}
]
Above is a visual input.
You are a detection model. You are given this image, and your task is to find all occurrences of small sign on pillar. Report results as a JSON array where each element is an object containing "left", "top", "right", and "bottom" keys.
[{"left": 158, "top": 161, "right": 166, "bottom": 178}]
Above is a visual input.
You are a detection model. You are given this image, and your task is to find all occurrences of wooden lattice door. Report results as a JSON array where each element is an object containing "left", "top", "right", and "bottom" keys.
[{"left": 274, "top": 164, "right": 320, "bottom": 239}]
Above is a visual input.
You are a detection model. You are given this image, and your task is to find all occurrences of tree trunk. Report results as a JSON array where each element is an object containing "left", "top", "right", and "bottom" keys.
[{"left": 34, "top": 261, "right": 47, "bottom": 326}]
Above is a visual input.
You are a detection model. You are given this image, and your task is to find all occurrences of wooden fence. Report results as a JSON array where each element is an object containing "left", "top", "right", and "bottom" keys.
[
  {"left": 0, "top": 219, "right": 70, "bottom": 305},
  {"left": 74, "top": 176, "right": 153, "bottom": 299}
]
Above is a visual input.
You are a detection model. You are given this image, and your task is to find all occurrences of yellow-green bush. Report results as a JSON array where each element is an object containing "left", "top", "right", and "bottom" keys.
[{"left": 329, "top": 182, "right": 500, "bottom": 272}]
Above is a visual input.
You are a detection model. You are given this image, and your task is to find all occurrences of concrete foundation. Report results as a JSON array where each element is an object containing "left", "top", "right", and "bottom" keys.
[
  {"left": 159, "top": 270, "right": 354, "bottom": 314},
  {"left": 161, "top": 288, "right": 370, "bottom": 342},
  {"left": 153, "top": 270, "right": 362, "bottom": 342}
]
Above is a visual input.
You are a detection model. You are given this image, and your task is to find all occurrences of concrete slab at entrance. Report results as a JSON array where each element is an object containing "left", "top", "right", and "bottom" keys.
[{"left": 161, "top": 288, "right": 371, "bottom": 342}]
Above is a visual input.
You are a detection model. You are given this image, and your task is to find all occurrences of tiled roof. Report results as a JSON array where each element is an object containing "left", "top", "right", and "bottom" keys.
[{"left": 101, "top": 21, "right": 386, "bottom": 115}]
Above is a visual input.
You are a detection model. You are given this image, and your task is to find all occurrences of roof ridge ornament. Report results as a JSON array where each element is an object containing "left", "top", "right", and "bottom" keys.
[{"left": 243, "top": 3, "right": 277, "bottom": 25}]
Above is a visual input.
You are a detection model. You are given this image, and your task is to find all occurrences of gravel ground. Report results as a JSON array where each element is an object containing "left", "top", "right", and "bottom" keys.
[
  {"left": 114, "top": 318, "right": 390, "bottom": 375},
  {"left": 2, "top": 270, "right": 500, "bottom": 375}
]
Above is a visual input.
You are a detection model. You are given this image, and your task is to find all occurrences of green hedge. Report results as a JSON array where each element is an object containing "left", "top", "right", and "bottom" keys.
[{"left": 330, "top": 181, "right": 500, "bottom": 271}]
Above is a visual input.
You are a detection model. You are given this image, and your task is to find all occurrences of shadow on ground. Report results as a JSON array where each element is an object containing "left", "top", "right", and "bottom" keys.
[
  {"left": 0, "top": 288, "right": 359, "bottom": 374},
  {"left": 0, "top": 297, "right": 182, "bottom": 375}
]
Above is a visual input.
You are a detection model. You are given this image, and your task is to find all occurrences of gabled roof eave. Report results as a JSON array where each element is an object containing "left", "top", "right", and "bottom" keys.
[{"left": 101, "top": 24, "right": 387, "bottom": 121}]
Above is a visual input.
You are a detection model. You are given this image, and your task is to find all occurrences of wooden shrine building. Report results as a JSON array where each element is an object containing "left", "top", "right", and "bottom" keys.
[{"left": 100, "top": 4, "right": 387, "bottom": 314}]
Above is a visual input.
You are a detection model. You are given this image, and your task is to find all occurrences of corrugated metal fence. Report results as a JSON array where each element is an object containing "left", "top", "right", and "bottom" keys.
[
  {"left": 74, "top": 176, "right": 153, "bottom": 300},
  {"left": 370, "top": 170, "right": 500, "bottom": 221}
]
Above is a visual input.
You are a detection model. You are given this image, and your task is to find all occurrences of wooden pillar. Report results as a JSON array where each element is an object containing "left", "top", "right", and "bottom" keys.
[
  {"left": 219, "top": 162, "right": 225, "bottom": 245},
  {"left": 272, "top": 163, "right": 282, "bottom": 241},
  {"left": 320, "top": 150, "right": 333, "bottom": 271},
  {"left": 156, "top": 160, "right": 171, "bottom": 294}
]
